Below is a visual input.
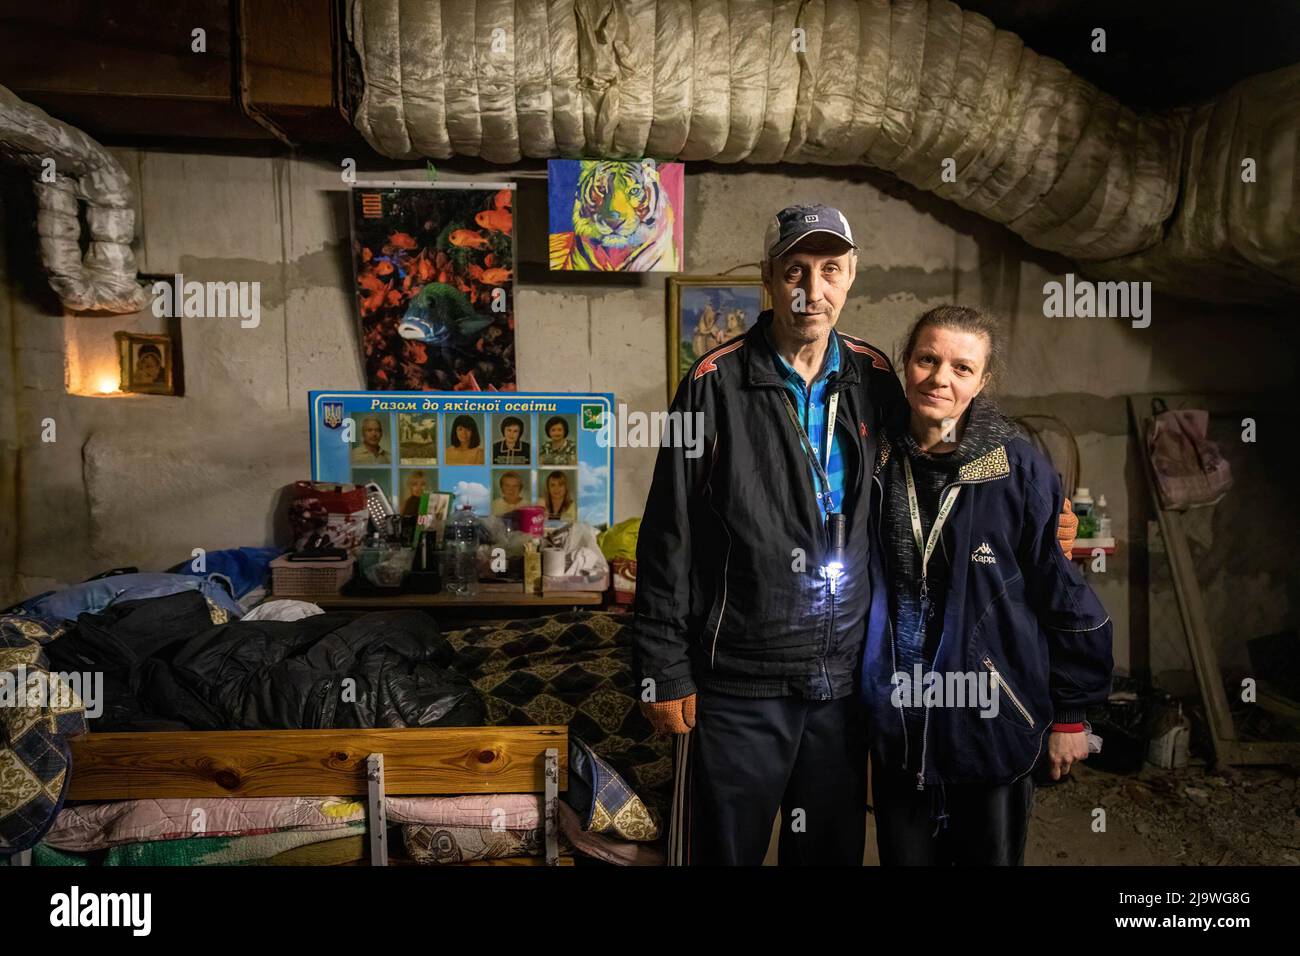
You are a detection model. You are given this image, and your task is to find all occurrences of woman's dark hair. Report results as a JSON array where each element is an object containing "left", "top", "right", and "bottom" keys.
[
  {"left": 899, "top": 305, "right": 1003, "bottom": 385},
  {"left": 450, "top": 414, "right": 481, "bottom": 448},
  {"left": 137, "top": 344, "right": 162, "bottom": 360},
  {"left": 500, "top": 415, "right": 524, "bottom": 435},
  {"left": 544, "top": 415, "right": 569, "bottom": 438}
]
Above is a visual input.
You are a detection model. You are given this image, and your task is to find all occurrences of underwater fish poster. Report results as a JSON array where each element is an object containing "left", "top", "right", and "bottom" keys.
[
  {"left": 309, "top": 390, "right": 614, "bottom": 527},
  {"left": 350, "top": 183, "right": 516, "bottom": 391},
  {"left": 548, "top": 159, "right": 684, "bottom": 272}
]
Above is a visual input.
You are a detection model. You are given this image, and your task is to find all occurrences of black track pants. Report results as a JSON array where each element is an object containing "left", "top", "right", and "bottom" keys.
[
  {"left": 678, "top": 688, "right": 868, "bottom": 866},
  {"left": 872, "top": 768, "right": 1034, "bottom": 866}
]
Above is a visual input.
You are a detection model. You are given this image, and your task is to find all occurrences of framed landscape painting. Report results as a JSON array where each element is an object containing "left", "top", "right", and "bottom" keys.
[{"left": 666, "top": 276, "right": 769, "bottom": 402}]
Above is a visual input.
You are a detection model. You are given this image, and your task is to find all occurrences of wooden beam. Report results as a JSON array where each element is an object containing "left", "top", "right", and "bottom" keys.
[
  {"left": 68, "top": 726, "right": 568, "bottom": 801},
  {"left": 1129, "top": 398, "right": 1238, "bottom": 760}
]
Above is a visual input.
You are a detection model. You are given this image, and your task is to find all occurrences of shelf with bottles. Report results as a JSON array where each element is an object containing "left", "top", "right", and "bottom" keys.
[{"left": 1069, "top": 487, "right": 1115, "bottom": 561}]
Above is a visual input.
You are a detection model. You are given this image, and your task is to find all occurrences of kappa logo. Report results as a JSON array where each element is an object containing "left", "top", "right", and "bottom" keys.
[{"left": 971, "top": 542, "right": 997, "bottom": 565}]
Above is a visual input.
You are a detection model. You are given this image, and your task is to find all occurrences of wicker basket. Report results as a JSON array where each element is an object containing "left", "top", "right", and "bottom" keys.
[{"left": 270, "top": 554, "right": 355, "bottom": 597}]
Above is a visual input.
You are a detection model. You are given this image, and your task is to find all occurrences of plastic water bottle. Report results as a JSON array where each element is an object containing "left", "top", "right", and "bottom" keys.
[
  {"left": 1097, "top": 495, "right": 1112, "bottom": 539},
  {"left": 444, "top": 505, "right": 480, "bottom": 597}
]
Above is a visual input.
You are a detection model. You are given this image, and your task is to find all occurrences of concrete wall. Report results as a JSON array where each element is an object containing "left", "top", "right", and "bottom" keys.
[{"left": 2, "top": 150, "right": 1296, "bottom": 683}]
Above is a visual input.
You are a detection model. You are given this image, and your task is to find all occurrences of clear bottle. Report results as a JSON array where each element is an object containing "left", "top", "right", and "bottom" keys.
[
  {"left": 444, "top": 505, "right": 480, "bottom": 597},
  {"left": 1097, "top": 494, "right": 1112, "bottom": 539}
]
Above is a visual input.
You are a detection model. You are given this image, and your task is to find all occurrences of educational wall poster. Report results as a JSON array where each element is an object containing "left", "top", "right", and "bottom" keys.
[
  {"left": 309, "top": 390, "right": 614, "bottom": 527},
  {"left": 547, "top": 159, "right": 685, "bottom": 272},
  {"left": 350, "top": 183, "right": 516, "bottom": 391}
]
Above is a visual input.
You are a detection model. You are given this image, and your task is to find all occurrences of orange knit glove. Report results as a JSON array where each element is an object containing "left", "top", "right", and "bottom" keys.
[
  {"left": 1057, "top": 498, "right": 1078, "bottom": 557},
  {"left": 640, "top": 694, "right": 697, "bottom": 735}
]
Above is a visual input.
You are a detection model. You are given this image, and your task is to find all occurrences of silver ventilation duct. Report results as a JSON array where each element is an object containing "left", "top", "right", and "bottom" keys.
[
  {"left": 0, "top": 84, "right": 148, "bottom": 314},
  {"left": 347, "top": 0, "right": 1299, "bottom": 304}
]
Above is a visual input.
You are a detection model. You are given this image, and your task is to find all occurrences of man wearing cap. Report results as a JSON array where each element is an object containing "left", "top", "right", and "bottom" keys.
[
  {"left": 634, "top": 204, "right": 900, "bottom": 865},
  {"left": 635, "top": 204, "right": 1081, "bottom": 866}
]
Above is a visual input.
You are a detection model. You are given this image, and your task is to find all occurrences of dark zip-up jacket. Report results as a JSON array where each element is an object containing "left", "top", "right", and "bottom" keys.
[
  {"left": 633, "top": 312, "right": 904, "bottom": 701},
  {"left": 862, "top": 425, "right": 1114, "bottom": 786}
]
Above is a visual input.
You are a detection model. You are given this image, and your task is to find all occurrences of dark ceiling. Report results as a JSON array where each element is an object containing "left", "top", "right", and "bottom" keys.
[{"left": 964, "top": 0, "right": 1300, "bottom": 109}]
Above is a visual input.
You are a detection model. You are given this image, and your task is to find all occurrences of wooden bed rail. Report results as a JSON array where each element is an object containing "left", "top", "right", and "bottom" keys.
[
  {"left": 67, "top": 726, "right": 568, "bottom": 800},
  {"left": 60, "top": 726, "right": 570, "bottom": 866}
]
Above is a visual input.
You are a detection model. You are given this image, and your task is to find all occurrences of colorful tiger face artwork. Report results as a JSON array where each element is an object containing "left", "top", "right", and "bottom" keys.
[{"left": 548, "top": 159, "right": 684, "bottom": 272}]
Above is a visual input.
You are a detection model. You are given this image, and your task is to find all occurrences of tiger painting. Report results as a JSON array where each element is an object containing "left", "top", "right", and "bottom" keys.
[{"left": 549, "top": 159, "right": 682, "bottom": 272}]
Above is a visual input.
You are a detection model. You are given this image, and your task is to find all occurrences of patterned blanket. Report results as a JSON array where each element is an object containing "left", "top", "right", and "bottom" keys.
[
  {"left": 443, "top": 611, "right": 672, "bottom": 833},
  {"left": 0, "top": 614, "right": 87, "bottom": 854}
]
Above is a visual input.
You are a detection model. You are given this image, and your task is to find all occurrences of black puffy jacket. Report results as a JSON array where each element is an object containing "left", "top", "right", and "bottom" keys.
[
  {"left": 633, "top": 313, "right": 903, "bottom": 701},
  {"left": 46, "top": 591, "right": 483, "bottom": 731}
]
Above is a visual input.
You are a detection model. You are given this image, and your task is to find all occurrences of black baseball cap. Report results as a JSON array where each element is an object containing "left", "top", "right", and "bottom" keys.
[{"left": 764, "top": 203, "right": 858, "bottom": 259}]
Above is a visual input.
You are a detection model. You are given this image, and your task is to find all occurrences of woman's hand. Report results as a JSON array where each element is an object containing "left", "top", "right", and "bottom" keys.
[
  {"left": 1047, "top": 731, "right": 1090, "bottom": 780},
  {"left": 1056, "top": 498, "right": 1078, "bottom": 557}
]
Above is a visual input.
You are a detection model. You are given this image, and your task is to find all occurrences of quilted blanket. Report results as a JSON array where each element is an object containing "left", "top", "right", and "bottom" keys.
[{"left": 443, "top": 611, "right": 672, "bottom": 834}]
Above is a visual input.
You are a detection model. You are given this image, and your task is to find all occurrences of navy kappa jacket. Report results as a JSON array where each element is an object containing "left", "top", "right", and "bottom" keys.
[{"left": 862, "top": 430, "right": 1114, "bottom": 786}]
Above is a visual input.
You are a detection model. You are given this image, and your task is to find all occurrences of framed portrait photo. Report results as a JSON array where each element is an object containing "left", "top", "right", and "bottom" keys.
[
  {"left": 115, "top": 332, "right": 176, "bottom": 395},
  {"left": 667, "top": 276, "right": 769, "bottom": 402}
]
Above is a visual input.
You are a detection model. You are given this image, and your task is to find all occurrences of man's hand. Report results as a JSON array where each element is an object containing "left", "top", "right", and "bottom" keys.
[
  {"left": 640, "top": 694, "right": 697, "bottom": 735},
  {"left": 1057, "top": 497, "right": 1078, "bottom": 558},
  {"left": 1047, "top": 730, "right": 1089, "bottom": 780}
]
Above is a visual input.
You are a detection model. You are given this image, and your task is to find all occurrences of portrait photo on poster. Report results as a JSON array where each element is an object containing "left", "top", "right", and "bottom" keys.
[
  {"left": 538, "top": 413, "right": 578, "bottom": 466},
  {"left": 444, "top": 412, "right": 486, "bottom": 465},
  {"left": 350, "top": 413, "right": 393, "bottom": 464},
  {"left": 491, "top": 468, "right": 531, "bottom": 516},
  {"left": 491, "top": 413, "right": 532, "bottom": 465},
  {"left": 537, "top": 468, "right": 578, "bottom": 523},
  {"left": 398, "top": 467, "right": 439, "bottom": 517}
]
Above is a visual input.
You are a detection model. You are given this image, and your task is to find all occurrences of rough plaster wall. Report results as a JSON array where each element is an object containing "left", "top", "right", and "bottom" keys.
[
  {"left": 3, "top": 150, "right": 1297, "bottom": 681},
  {"left": 1147, "top": 411, "right": 1298, "bottom": 695}
]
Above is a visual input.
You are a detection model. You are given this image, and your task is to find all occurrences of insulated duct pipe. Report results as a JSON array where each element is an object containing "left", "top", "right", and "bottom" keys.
[
  {"left": 347, "top": 0, "right": 1299, "bottom": 304},
  {"left": 0, "top": 84, "right": 148, "bottom": 314}
]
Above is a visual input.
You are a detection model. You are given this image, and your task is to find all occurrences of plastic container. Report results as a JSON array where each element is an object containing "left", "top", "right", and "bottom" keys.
[
  {"left": 355, "top": 544, "right": 415, "bottom": 589},
  {"left": 270, "top": 554, "right": 354, "bottom": 596},
  {"left": 1097, "top": 494, "right": 1112, "bottom": 538},
  {"left": 444, "top": 505, "right": 480, "bottom": 597},
  {"left": 1072, "top": 486, "right": 1097, "bottom": 538},
  {"left": 515, "top": 505, "right": 546, "bottom": 537}
]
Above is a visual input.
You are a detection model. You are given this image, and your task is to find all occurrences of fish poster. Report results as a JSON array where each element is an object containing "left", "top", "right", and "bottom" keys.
[
  {"left": 548, "top": 159, "right": 684, "bottom": 272},
  {"left": 309, "top": 390, "right": 614, "bottom": 527},
  {"left": 350, "top": 184, "right": 516, "bottom": 390}
]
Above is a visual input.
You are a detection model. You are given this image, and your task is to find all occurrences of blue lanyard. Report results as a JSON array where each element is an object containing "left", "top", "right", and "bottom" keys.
[{"left": 780, "top": 390, "right": 839, "bottom": 514}]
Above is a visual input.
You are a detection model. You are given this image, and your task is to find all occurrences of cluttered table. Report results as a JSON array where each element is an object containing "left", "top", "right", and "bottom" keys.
[{"left": 299, "top": 590, "right": 605, "bottom": 610}]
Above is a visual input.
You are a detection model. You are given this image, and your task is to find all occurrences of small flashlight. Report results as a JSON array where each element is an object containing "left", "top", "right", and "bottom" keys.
[{"left": 825, "top": 512, "right": 846, "bottom": 574}]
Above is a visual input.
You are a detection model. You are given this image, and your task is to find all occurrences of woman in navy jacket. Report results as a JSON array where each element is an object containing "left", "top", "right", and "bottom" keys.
[{"left": 862, "top": 306, "right": 1113, "bottom": 865}]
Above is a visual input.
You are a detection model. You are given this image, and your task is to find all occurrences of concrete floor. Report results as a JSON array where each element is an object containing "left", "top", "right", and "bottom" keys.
[{"left": 759, "top": 762, "right": 1298, "bottom": 865}]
